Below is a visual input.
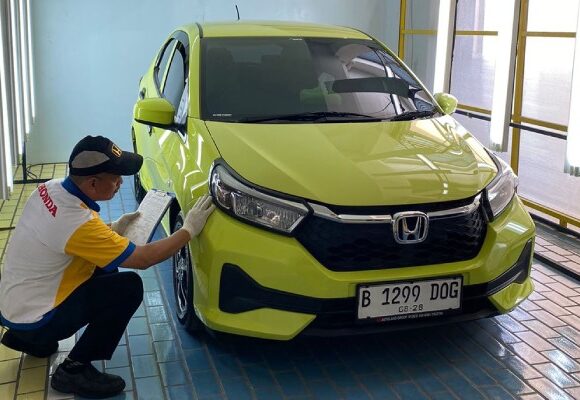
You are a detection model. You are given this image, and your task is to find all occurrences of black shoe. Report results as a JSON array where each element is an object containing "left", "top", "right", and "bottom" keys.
[
  {"left": 0, "top": 329, "right": 58, "bottom": 358},
  {"left": 51, "top": 361, "right": 125, "bottom": 399}
]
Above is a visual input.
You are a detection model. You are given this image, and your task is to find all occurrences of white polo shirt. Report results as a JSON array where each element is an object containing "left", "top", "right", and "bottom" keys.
[{"left": 0, "top": 177, "right": 135, "bottom": 328}]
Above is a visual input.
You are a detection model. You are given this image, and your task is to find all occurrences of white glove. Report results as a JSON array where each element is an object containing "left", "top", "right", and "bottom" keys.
[
  {"left": 111, "top": 211, "right": 140, "bottom": 235},
  {"left": 181, "top": 195, "right": 215, "bottom": 239}
]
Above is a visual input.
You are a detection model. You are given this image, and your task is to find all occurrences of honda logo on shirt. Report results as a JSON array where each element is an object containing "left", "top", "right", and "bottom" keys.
[{"left": 393, "top": 212, "right": 429, "bottom": 244}]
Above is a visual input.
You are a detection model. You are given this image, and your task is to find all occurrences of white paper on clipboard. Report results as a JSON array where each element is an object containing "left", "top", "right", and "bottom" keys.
[{"left": 123, "top": 189, "right": 173, "bottom": 245}]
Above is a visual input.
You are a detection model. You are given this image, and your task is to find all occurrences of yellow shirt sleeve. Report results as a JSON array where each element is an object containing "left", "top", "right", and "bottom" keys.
[{"left": 64, "top": 214, "right": 135, "bottom": 270}]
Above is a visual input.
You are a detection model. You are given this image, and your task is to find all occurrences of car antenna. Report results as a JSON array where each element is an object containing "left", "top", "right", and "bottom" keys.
[{"left": 235, "top": 4, "right": 240, "bottom": 21}]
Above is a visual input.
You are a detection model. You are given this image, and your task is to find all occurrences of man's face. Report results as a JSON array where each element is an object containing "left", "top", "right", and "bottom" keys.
[{"left": 91, "top": 173, "right": 123, "bottom": 201}]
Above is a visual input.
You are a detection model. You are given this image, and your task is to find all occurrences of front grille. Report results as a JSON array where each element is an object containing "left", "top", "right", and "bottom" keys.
[{"left": 294, "top": 197, "right": 487, "bottom": 271}]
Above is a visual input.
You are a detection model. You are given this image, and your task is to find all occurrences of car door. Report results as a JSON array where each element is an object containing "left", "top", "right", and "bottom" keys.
[
  {"left": 145, "top": 32, "right": 189, "bottom": 193},
  {"left": 156, "top": 32, "right": 190, "bottom": 195},
  {"left": 135, "top": 38, "right": 176, "bottom": 191}
]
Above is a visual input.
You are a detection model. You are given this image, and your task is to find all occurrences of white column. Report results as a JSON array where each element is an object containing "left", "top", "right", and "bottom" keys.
[
  {"left": 433, "top": 0, "right": 457, "bottom": 94},
  {"left": 489, "top": 0, "right": 521, "bottom": 152},
  {"left": 565, "top": 4, "right": 580, "bottom": 176}
]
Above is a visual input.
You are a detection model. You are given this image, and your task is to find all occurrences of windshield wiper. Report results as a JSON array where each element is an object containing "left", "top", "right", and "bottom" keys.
[
  {"left": 389, "top": 109, "right": 438, "bottom": 121},
  {"left": 239, "top": 111, "right": 382, "bottom": 123}
]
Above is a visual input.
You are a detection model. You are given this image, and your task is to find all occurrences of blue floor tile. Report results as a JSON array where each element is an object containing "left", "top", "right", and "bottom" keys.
[
  {"left": 135, "top": 376, "right": 164, "bottom": 400},
  {"left": 244, "top": 362, "right": 277, "bottom": 388},
  {"left": 254, "top": 386, "right": 284, "bottom": 400},
  {"left": 144, "top": 291, "right": 164, "bottom": 307},
  {"left": 147, "top": 306, "right": 168, "bottom": 324},
  {"left": 159, "top": 360, "right": 188, "bottom": 386},
  {"left": 192, "top": 370, "right": 223, "bottom": 398},
  {"left": 391, "top": 382, "right": 429, "bottom": 400},
  {"left": 480, "top": 385, "right": 517, "bottom": 400},
  {"left": 128, "top": 334, "right": 154, "bottom": 356},
  {"left": 184, "top": 348, "right": 212, "bottom": 372},
  {"left": 338, "top": 385, "right": 372, "bottom": 400},
  {"left": 151, "top": 323, "right": 174, "bottom": 341},
  {"left": 154, "top": 340, "right": 181, "bottom": 363},
  {"left": 487, "top": 368, "right": 534, "bottom": 395},
  {"left": 106, "top": 345, "right": 130, "bottom": 369},
  {"left": 132, "top": 354, "right": 159, "bottom": 378},
  {"left": 222, "top": 377, "right": 254, "bottom": 400},
  {"left": 357, "top": 374, "right": 397, "bottom": 399},
  {"left": 413, "top": 368, "right": 447, "bottom": 393},
  {"left": 275, "top": 370, "right": 308, "bottom": 397},
  {"left": 177, "top": 327, "right": 205, "bottom": 351},
  {"left": 128, "top": 317, "right": 149, "bottom": 336},
  {"left": 165, "top": 384, "right": 195, "bottom": 400},
  {"left": 306, "top": 379, "right": 340, "bottom": 400},
  {"left": 213, "top": 354, "right": 244, "bottom": 380}
]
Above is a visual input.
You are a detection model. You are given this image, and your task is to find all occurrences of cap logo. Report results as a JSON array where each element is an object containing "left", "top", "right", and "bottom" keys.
[{"left": 111, "top": 144, "right": 122, "bottom": 158}]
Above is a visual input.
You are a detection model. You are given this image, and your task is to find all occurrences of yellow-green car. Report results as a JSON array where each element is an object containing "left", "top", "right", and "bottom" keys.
[{"left": 131, "top": 21, "right": 535, "bottom": 340}]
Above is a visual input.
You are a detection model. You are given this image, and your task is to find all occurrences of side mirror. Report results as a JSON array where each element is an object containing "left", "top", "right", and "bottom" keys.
[
  {"left": 133, "top": 98, "right": 175, "bottom": 129},
  {"left": 433, "top": 92, "right": 458, "bottom": 115}
]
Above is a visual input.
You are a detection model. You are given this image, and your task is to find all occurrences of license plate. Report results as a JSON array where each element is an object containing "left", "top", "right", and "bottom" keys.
[{"left": 357, "top": 277, "right": 462, "bottom": 321}]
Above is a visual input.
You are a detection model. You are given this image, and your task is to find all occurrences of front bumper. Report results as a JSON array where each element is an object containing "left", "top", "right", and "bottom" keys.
[{"left": 193, "top": 196, "right": 535, "bottom": 340}]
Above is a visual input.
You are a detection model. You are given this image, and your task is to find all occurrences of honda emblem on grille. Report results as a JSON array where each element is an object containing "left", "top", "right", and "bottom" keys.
[{"left": 393, "top": 212, "right": 429, "bottom": 244}]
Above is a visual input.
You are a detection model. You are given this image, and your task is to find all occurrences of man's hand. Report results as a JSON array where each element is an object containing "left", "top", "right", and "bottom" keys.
[
  {"left": 111, "top": 211, "right": 140, "bottom": 235},
  {"left": 181, "top": 195, "right": 215, "bottom": 239}
]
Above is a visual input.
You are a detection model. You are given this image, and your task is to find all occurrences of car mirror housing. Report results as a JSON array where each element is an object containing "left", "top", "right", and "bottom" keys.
[
  {"left": 133, "top": 98, "right": 176, "bottom": 129},
  {"left": 433, "top": 92, "right": 458, "bottom": 115}
]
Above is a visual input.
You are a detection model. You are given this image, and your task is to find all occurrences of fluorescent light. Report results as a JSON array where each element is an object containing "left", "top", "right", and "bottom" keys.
[
  {"left": 433, "top": 0, "right": 456, "bottom": 94},
  {"left": 0, "top": 10, "right": 13, "bottom": 198},
  {"left": 9, "top": 0, "right": 23, "bottom": 156},
  {"left": 565, "top": 4, "right": 580, "bottom": 176},
  {"left": 27, "top": 0, "right": 35, "bottom": 121},
  {"left": 19, "top": 0, "right": 31, "bottom": 138},
  {"left": 489, "top": 0, "right": 521, "bottom": 152}
]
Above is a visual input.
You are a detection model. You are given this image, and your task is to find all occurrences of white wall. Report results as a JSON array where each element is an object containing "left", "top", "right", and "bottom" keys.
[
  {"left": 203, "top": 0, "right": 400, "bottom": 48},
  {"left": 27, "top": 0, "right": 400, "bottom": 163}
]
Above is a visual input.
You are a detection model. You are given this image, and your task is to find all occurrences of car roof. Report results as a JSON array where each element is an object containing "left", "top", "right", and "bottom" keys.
[{"left": 183, "top": 21, "right": 371, "bottom": 39}]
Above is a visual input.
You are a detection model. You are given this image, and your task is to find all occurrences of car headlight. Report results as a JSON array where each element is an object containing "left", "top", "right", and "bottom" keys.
[
  {"left": 209, "top": 164, "right": 309, "bottom": 234},
  {"left": 485, "top": 153, "right": 519, "bottom": 219}
]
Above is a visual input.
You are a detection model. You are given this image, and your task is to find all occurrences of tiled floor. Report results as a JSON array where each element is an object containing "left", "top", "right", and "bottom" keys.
[
  {"left": 534, "top": 223, "right": 580, "bottom": 277},
  {"left": 0, "top": 166, "right": 579, "bottom": 400}
]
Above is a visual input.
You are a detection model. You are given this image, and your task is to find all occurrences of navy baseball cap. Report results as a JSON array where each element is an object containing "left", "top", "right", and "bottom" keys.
[{"left": 68, "top": 135, "right": 143, "bottom": 176}]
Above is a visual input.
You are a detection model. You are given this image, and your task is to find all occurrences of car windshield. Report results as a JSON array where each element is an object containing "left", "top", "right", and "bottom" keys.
[{"left": 201, "top": 37, "right": 439, "bottom": 123}]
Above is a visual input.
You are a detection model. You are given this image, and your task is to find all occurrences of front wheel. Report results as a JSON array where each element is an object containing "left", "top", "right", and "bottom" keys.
[
  {"left": 132, "top": 132, "right": 146, "bottom": 203},
  {"left": 133, "top": 173, "right": 146, "bottom": 203},
  {"left": 172, "top": 213, "right": 203, "bottom": 333}
]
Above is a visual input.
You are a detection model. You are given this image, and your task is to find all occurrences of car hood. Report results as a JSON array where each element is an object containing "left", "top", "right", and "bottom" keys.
[{"left": 204, "top": 115, "right": 497, "bottom": 205}]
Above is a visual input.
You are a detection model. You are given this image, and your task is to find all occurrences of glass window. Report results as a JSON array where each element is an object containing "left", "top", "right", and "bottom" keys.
[
  {"left": 202, "top": 38, "right": 438, "bottom": 122},
  {"left": 404, "top": 35, "right": 436, "bottom": 92},
  {"left": 522, "top": 37, "right": 574, "bottom": 127},
  {"left": 528, "top": 0, "right": 579, "bottom": 32},
  {"left": 518, "top": 132, "right": 580, "bottom": 218},
  {"left": 456, "top": 0, "right": 503, "bottom": 31},
  {"left": 405, "top": 0, "right": 440, "bottom": 30},
  {"left": 156, "top": 39, "right": 176, "bottom": 88},
  {"left": 163, "top": 45, "right": 186, "bottom": 110},
  {"left": 450, "top": 36, "right": 497, "bottom": 109},
  {"left": 453, "top": 113, "right": 492, "bottom": 148}
]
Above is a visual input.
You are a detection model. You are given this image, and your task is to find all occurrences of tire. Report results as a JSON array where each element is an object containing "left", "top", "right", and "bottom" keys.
[
  {"left": 172, "top": 213, "right": 203, "bottom": 333},
  {"left": 133, "top": 173, "right": 146, "bottom": 204},
  {"left": 132, "top": 131, "right": 146, "bottom": 203}
]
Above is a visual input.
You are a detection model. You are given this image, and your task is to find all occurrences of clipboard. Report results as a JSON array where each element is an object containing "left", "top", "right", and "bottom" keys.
[{"left": 123, "top": 189, "right": 174, "bottom": 245}]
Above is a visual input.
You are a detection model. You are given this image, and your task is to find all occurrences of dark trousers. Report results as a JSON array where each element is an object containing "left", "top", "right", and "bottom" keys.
[{"left": 13, "top": 270, "right": 143, "bottom": 362}]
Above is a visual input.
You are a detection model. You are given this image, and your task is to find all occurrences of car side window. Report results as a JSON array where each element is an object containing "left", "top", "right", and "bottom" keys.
[
  {"left": 163, "top": 43, "right": 186, "bottom": 111},
  {"left": 155, "top": 39, "right": 176, "bottom": 92}
]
